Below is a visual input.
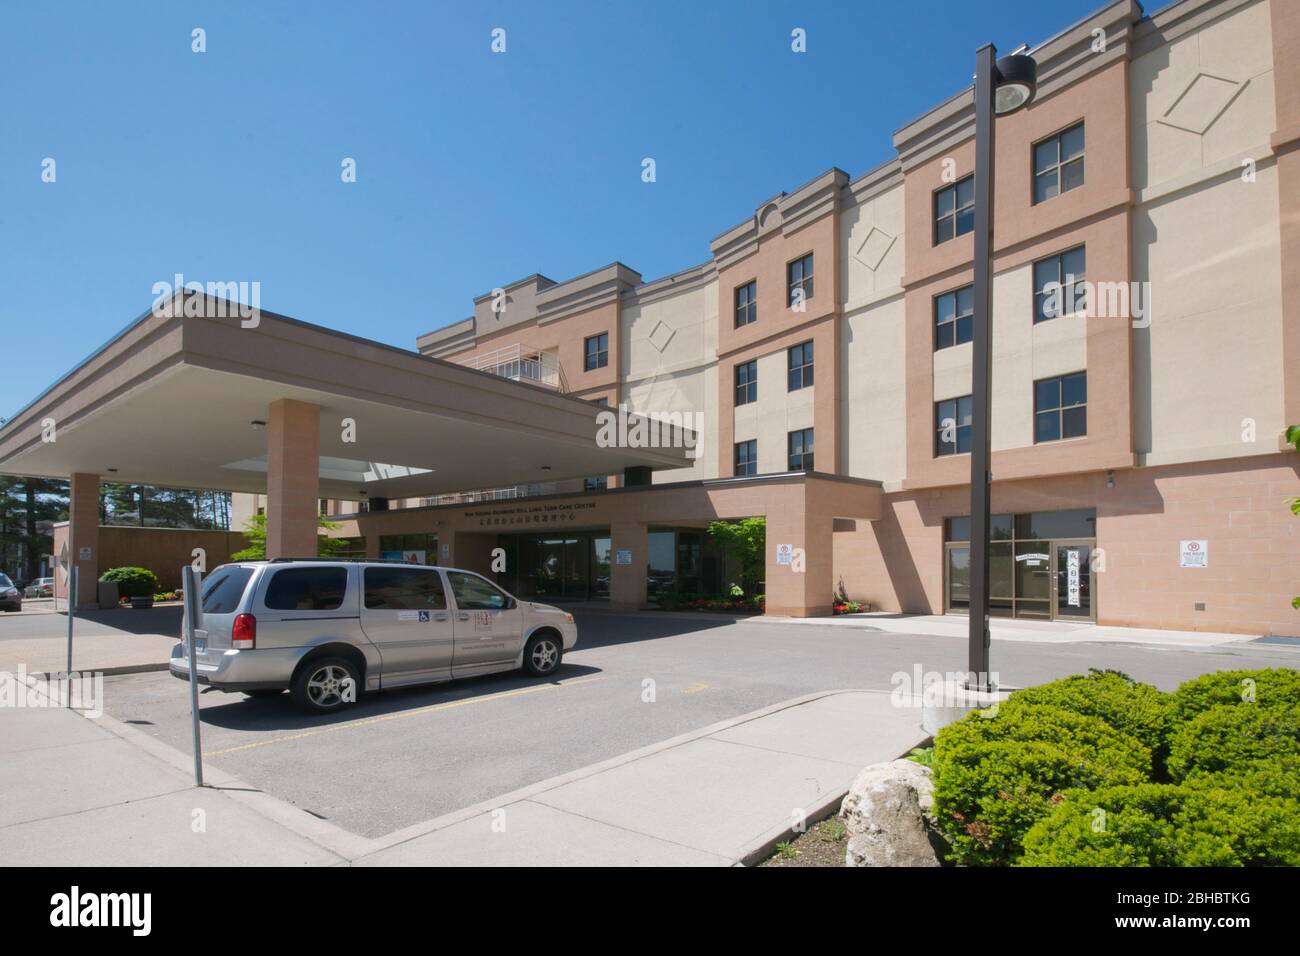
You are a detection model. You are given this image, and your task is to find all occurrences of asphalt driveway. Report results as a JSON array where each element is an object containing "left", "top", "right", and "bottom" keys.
[{"left": 90, "top": 608, "right": 1300, "bottom": 840}]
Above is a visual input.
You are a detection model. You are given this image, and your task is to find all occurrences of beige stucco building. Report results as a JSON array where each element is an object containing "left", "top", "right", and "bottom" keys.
[{"left": 4, "top": 0, "right": 1297, "bottom": 633}]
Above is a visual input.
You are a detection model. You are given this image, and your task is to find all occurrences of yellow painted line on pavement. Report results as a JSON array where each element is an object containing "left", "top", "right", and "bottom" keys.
[
  {"left": 202, "top": 675, "right": 606, "bottom": 757},
  {"left": 681, "top": 681, "right": 713, "bottom": 695}
]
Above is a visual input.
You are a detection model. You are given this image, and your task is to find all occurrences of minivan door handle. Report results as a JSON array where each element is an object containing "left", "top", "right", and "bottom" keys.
[
  {"left": 457, "top": 612, "right": 469, "bottom": 621},
  {"left": 433, "top": 612, "right": 449, "bottom": 621}
]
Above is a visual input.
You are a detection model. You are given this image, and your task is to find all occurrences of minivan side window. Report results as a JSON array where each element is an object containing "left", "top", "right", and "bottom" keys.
[
  {"left": 446, "top": 572, "right": 510, "bottom": 611},
  {"left": 264, "top": 567, "right": 347, "bottom": 611},
  {"left": 202, "top": 567, "right": 254, "bottom": 614},
  {"left": 364, "top": 567, "right": 447, "bottom": 610}
]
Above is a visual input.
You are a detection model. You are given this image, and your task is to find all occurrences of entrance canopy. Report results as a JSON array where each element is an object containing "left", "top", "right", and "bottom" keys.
[{"left": 0, "top": 293, "right": 692, "bottom": 499}]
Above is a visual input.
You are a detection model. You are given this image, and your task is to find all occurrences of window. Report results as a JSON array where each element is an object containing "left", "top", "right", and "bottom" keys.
[
  {"left": 447, "top": 571, "right": 512, "bottom": 610},
  {"left": 364, "top": 567, "right": 447, "bottom": 610},
  {"left": 787, "top": 253, "right": 814, "bottom": 307},
  {"left": 934, "top": 175, "right": 974, "bottom": 244},
  {"left": 735, "top": 360, "right": 757, "bottom": 406},
  {"left": 264, "top": 567, "right": 347, "bottom": 611},
  {"left": 584, "top": 332, "right": 608, "bottom": 371},
  {"left": 1035, "top": 372, "right": 1087, "bottom": 442},
  {"left": 935, "top": 395, "right": 973, "bottom": 457},
  {"left": 1034, "top": 246, "right": 1087, "bottom": 323},
  {"left": 787, "top": 340, "right": 814, "bottom": 391},
  {"left": 734, "top": 439, "right": 757, "bottom": 476},
  {"left": 380, "top": 534, "right": 437, "bottom": 564},
  {"left": 1034, "top": 122, "right": 1085, "bottom": 204},
  {"left": 934, "top": 285, "right": 974, "bottom": 350},
  {"left": 584, "top": 476, "right": 607, "bottom": 491},
  {"left": 201, "top": 567, "right": 253, "bottom": 614},
  {"left": 734, "top": 280, "right": 757, "bottom": 327},
  {"left": 788, "top": 428, "right": 814, "bottom": 471}
]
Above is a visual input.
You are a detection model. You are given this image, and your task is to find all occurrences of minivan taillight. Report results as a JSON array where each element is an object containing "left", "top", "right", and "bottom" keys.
[{"left": 232, "top": 613, "right": 257, "bottom": 650}]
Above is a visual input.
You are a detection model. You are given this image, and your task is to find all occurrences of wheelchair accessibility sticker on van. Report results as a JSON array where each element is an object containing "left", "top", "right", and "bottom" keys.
[{"left": 418, "top": 610, "right": 430, "bottom": 622}]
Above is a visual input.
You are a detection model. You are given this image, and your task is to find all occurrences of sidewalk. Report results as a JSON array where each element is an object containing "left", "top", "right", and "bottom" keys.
[
  {"left": 754, "top": 611, "right": 1263, "bottom": 649},
  {"left": 0, "top": 680, "right": 925, "bottom": 867},
  {"left": 0, "top": 606, "right": 178, "bottom": 677}
]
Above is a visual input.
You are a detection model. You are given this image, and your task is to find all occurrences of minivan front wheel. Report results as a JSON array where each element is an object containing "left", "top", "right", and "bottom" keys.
[
  {"left": 291, "top": 657, "right": 361, "bottom": 713},
  {"left": 523, "top": 632, "right": 562, "bottom": 677}
]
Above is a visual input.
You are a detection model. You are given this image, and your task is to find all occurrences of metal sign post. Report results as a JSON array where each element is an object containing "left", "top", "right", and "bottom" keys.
[
  {"left": 181, "top": 565, "right": 204, "bottom": 787},
  {"left": 65, "top": 566, "right": 77, "bottom": 707}
]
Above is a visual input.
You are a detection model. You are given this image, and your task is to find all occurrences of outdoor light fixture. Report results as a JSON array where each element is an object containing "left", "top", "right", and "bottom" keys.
[
  {"left": 966, "top": 44, "right": 1038, "bottom": 692},
  {"left": 249, "top": 419, "right": 266, "bottom": 430},
  {"left": 1107, "top": 470, "right": 1116, "bottom": 489},
  {"left": 992, "top": 54, "right": 1037, "bottom": 115}
]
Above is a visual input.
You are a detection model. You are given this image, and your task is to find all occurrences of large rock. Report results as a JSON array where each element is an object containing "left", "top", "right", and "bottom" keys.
[{"left": 839, "top": 759, "right": 943, "bottom": 867}]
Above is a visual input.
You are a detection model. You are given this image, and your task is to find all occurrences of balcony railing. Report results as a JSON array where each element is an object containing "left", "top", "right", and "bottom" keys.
[{"left": 462, "top": 343, "right": 567, "bottom": 391}]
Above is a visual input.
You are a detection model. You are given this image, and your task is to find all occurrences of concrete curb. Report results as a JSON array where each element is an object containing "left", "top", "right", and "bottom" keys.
[{"left": 31, "top": 662, "right": 169, "bottom": 680}]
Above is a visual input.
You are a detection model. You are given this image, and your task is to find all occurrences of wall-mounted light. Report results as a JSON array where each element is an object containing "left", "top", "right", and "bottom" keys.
[
  {"left": 250, "top": 420, "right": 267, "bottom": 431},
  {"left": 1106, "top": 470, "right": 1116, "bottom": 489}
]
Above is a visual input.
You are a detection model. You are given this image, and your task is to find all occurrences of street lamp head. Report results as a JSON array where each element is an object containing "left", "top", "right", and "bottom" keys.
[{"left": 993, "top": 54, "right": 1037, "bottom": 115}]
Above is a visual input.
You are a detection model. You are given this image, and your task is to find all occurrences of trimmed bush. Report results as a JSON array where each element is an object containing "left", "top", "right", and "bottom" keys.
[
  {"left": 1170, "top": 668, "right": 1300, "bottom": 723},
  {"left": 99, "top": 566, "right": 159, "bottom": 599},
  {"left": 932, "top": 701, "right": 1150, "bottom": 865},
  {"left": 1009, "top": 670, "right": 1174, "bottom": 767},
  {"left": 1166, "top": 702, "right": 1300, "bottom": 781},
  {"left": 1182, "top": 754, "right": 1300, "bottom": 799},
  {"left": 1019, "top": 782, "right": 1300, "bottom": 867}
]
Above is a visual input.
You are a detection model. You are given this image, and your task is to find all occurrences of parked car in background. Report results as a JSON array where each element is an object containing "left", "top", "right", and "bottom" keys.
[
  {"left": 0, "top": 574, "right": 22, "bottom": 612},
  {"left": 170, "top": 559, "right": 578, "bottom": 714},
  {"left": 24, "top": 577, "right": 54, "bottom": 598}
]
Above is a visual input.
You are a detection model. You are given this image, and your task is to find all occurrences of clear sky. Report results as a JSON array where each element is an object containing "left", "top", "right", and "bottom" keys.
[{"left": 1, "top": 0, "right": 1106, "bottom": 418}]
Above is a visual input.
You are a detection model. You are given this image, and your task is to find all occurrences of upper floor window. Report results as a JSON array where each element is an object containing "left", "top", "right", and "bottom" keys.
[
  {"left": 1034, "top": 122, "right": 1085, "bottom": 204},
  {"left": 734, "top": 439, "right": 757, "bottom": 477},
  {"left": 787, "top": 253, "right": 814, "bottom": 308},
  {"left": 934, "top": 285, "right": 974, "bottom": 351},
  {"left": 935, "top": 395, "right": 973, "bottom": 457},
  {"left": 735, "top": 360, "right": 757, "bottom": 406},
  {"left": 788, "top": 428, "right": 814, "bottom": 471},
  {"left": 584, "top": 476, "right": 607, "bottom": 492},
  {"left": 584, "top": 332, "right": 608, "bottom": 371},
  {"left": 735, "top": 280, "right": 757, "bottom": 327},
  {"left": 1034, "top": 372, "right": 1087, "bottom": 443},
  {"left": 934, "top": 175, "right": 974, "bottom": 244},
  {"left": 1034, "top": 246, "right": 1087, "bottom": 323},
  {"left": 788, "top": 340, "right": 814, "bottom": 391}
]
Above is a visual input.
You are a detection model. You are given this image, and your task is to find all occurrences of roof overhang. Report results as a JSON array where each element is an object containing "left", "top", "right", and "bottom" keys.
[{"left": 0, "top": 294, "right": 694, "bottom": 499}]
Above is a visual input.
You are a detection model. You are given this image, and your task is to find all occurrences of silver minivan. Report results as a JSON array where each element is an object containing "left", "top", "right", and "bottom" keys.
[{"left": 169, "top": 560, "right": 577, "bottom": 714}]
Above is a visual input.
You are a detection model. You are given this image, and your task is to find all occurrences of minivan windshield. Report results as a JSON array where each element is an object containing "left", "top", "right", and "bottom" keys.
[
  {"left": 0, "top": 574, "right": 13, "bottom": 589},
  {"left": 202, "top": 566, "right": 255, "bottom": 614}
]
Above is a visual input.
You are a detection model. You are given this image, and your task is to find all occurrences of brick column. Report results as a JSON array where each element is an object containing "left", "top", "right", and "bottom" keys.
[
  {"left": 609, "top": 520, "right": 648, "bottom": 610},
  {"left": 266, "top": 399, "right": 321, "bottom": 559},
  {"left": 68, "top": 472, "right": 100, "bottom": 610},
  {"left": 762, "top": 484, "right": 834, "bottom": 617}
]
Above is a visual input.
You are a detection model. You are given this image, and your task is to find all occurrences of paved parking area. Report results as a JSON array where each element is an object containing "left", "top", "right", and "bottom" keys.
[{"left": 93, "top": 608, "right": 1299, "bottom": 840}]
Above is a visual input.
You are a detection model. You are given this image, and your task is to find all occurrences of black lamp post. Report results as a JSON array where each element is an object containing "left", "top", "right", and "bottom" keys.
[{"left": 967, "top": 45, "right": 1037, "bottom": 692}]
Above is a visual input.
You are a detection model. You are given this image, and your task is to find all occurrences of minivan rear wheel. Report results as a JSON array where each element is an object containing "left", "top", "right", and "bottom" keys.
[
  {"left": 291, "top": 657, "right": 361, "bottom": 714},
  {"left": 522, "top": 632, "right": 562, "bottom": 677}
]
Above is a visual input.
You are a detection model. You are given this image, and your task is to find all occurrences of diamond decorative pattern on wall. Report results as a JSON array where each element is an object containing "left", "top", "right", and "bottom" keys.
[
  {"left": 854, "top": 226, "right": 896, "bottom": 272},
  {"left": 1157, "top": 72, "right": 1247, "bottom": 136},
  {"left": 647, "top": 319, "right": 676, "bottom": 353}
]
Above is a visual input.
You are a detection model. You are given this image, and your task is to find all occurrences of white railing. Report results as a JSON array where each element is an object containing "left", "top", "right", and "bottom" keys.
[{"left": 463, "top": 343, "right": 566, "bottom": 391}]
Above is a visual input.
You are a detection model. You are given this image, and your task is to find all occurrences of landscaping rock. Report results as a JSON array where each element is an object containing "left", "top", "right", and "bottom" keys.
[{"left": 839, "top": 759, "right": 943, "bottom": 867}]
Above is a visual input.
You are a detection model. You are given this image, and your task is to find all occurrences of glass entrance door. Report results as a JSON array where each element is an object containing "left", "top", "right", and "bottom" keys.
[{"left": 1052, "top": 540, "right": 1094, "bottom": 621}]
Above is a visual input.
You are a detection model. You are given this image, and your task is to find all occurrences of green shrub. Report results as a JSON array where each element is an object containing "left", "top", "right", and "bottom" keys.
[
  {"left": 1170, "top": 668, "right": 1300, "bottom": 723},
  {"left": 1182, "top": 754, "right": 1300, "bottom": 798},
  {"left": 1010, "top": 670, "right": 1174, "bottom": 768},
  {"left": 1166, "top": 702, "right": 1300, "bottom": 781},
  {"left": 99, "top": 566, "right": 159, "bottom": 599},
  {"left": 932, "top": 701, "right": 1150, "bottom": 865},
  {"left": 1019, "top": 782, "right": 1300, "bottom": 867}
]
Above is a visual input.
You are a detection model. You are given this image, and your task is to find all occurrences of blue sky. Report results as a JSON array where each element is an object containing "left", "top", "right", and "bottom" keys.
[{"left": 0, "top": 0, "right": 1104, "bottom": 418}]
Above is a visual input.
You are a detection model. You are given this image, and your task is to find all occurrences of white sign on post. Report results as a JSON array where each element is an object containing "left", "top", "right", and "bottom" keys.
[
  {"left": 776, "top": 544, "right": 794, "bottom": 567},
  {"left": 78, "top": 547, "right": 91, "bottom": 561},
  {"left": 1180, "top": 540, "right": 1208, "bottom": 568},
  {"left": 615, "top": 549, "right": 633, "bottom": 566}
]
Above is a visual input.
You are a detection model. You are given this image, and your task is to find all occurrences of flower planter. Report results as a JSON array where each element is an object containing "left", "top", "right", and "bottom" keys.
[{"left": 129, "top": 596, "right": 155, "bottom": 610}]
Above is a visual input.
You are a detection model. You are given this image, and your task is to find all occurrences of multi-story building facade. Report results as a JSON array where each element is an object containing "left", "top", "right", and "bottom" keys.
[{"left": 237, "top": 0, "right": 1298, "bottom": 634}]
